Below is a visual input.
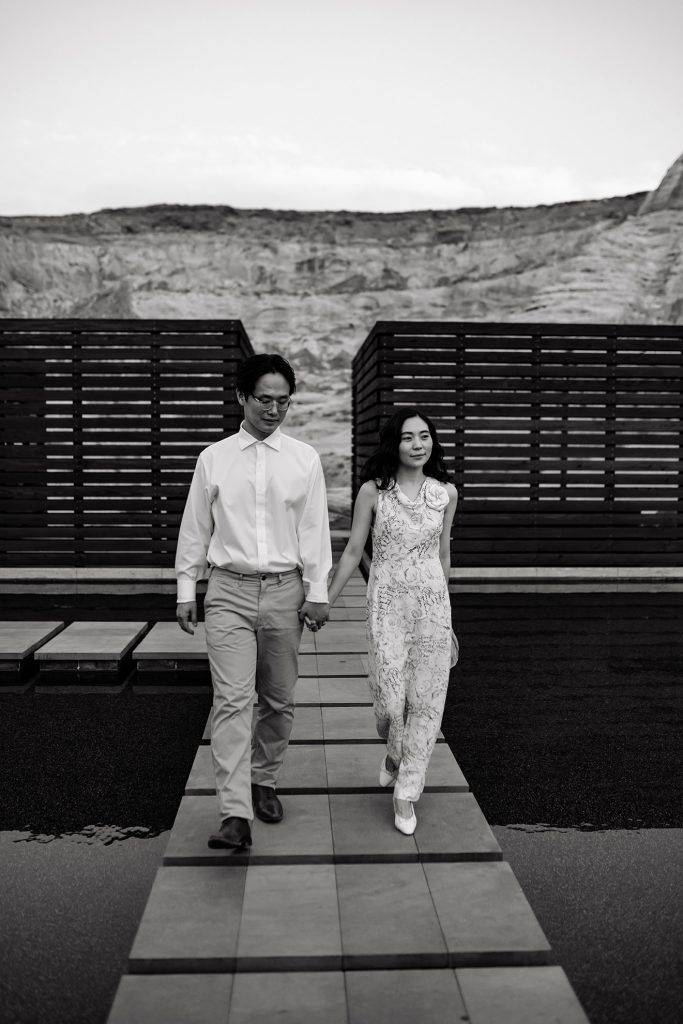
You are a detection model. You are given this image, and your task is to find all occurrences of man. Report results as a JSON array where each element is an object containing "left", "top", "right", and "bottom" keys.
[{"left": 176, "top": 352, "right": 331, "bottom": 850}]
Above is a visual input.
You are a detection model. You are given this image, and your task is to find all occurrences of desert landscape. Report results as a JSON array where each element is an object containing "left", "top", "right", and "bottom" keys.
[{"left": 1, "top": 151, "right": 681, "bottom": 518}]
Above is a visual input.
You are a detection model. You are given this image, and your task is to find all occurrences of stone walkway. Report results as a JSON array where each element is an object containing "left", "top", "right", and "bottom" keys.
[{"left": 103, "top": 570, "right": 589, "bottom": 1024}]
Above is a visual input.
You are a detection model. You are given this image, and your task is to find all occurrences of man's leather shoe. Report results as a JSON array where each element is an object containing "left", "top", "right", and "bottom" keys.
[
  {"left": 251, "top": 784, "right": 283, "bottom": 823},
  {"left": 207, "top": 816, "right": 252, "bottom": 849}
]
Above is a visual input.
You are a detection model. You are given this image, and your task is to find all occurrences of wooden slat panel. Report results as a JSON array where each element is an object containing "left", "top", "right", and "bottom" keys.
[
  {"left": 352, "top": 322, "right": 683, "bottom": 568},
  {"left": 1, "top": 319, "right": 253, "bottom": 566}
]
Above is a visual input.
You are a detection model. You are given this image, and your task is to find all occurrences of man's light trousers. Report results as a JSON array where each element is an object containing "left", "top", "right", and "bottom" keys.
[{"left": 204, "top": 567, "right": 304, "bottom": 821}]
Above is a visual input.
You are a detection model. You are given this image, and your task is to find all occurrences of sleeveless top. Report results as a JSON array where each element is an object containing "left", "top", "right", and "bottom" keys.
[{"left": 368, "top": 478, "right": 455, "bottom": 650}]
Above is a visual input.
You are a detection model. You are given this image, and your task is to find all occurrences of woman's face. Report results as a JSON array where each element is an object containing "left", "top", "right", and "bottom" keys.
[{"left": 397, "top": 416, "right": 433, "bottom": 469}]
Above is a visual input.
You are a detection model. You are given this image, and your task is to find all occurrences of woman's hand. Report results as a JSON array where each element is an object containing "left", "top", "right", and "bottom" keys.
[{"left": 298, "top": 600, "right": 330, "bottom": 631}]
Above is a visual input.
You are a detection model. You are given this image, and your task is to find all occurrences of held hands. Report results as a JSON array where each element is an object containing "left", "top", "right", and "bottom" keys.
[
  {"left": 178, "top": 600, "right": 328, "bottom": 635},
  {"left": 177, "top": 601, "right": 198, "bottom": 635},
  {"left": 298, "top": 600, "right": 330, "bottom": 632}
]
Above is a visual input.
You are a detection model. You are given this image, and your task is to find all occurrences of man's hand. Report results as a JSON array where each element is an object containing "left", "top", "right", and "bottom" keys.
[
  {"left": 177, "top": 601, "right": 198, "bottom": 635},
  {"left": 298, "top": 600, "right": 330, "bottom": 631}
]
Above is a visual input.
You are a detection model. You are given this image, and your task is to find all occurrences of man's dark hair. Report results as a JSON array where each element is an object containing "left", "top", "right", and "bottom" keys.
[
  {"left": 361, "top": 407, "right": 450, "bottom": 490},
  {"left": 236, "top": 353, "right": 296, "bottom": 397}
]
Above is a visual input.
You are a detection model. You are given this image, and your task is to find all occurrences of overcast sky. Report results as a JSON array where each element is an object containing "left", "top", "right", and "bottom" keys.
[{"left": 2, "top": 0, "right": 681, "bottom": 215}]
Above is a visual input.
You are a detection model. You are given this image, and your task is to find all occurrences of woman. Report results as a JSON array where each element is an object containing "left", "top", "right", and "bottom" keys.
[{"left": 327, "top": 408, "right": 458, "bottom": 835}]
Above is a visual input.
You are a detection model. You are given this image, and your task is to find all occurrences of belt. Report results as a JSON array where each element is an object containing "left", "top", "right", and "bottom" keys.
[{"left": 212, "top": 566, "right": 301, "bottom": 582}]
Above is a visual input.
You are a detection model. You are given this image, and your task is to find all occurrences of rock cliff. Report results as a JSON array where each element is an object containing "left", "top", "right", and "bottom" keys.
[{"left": 638, "top": 152, "right": 683, "bottom": 215}]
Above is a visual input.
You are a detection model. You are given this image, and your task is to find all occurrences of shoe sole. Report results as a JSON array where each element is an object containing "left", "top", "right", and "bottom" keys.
[{"left": 207, "top": 836, "right": 252, "bottom": 849}]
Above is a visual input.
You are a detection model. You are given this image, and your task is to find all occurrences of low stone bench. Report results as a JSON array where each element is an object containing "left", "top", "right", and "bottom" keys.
[
  {"left": 0, "top": 621, "right": 65, "bottom": 686},
  {"left": 132, "top": 623, "right": 317, "bottom": 686},
  {"left": 35, "top": 621, "right": 148, "bottom": 685},
  {"left": 132, "top": 623, "right": 210, "bottom": 686}
]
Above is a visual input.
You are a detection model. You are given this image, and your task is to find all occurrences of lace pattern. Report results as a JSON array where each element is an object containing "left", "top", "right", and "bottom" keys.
[{"left": 366, "top": 479, "right": 457, "bottom": 801}]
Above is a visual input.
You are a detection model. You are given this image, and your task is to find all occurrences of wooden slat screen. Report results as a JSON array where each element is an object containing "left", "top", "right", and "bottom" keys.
[
  {"left": 352, "top": 322, "right": 683, "bottom": 567},
  {"left": 1, "top": 319, "right": 253, "bottom": 566}
]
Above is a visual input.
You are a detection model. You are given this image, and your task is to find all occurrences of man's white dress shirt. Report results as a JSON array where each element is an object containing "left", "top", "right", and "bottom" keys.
[{"left": 175, "top": 424, "right": 332, "bottom": 603}]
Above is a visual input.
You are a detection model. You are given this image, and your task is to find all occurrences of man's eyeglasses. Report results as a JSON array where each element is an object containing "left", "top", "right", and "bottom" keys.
[{"left": 250, "top": 394, "right": 291, "bottom": 410}]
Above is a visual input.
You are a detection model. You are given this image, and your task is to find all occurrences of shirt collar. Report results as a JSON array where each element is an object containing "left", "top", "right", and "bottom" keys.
[{"left": 238, "top": 422, "right": 282, "bottom": 451}]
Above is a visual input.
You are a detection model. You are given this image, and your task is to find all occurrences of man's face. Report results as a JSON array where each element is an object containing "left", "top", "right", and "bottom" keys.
[{"left": 238, "top": 371, "right": 292, "bottom": 440}]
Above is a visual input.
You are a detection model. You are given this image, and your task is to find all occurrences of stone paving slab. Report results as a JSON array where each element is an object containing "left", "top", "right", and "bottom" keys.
[
  {"left": 322, "top": 705, "right": 444, "bottom": 743},
  {"left": 328, "top": 606, "right": 353, "bottom": 621},
  {"left": 128, "top": 866, "right": 247, "bottom": 973},
  {"left": 186, "top": 744, "right": 328, "bottom": 795},
  {"left": 329, "top": 793, "right": 501, "bottom": 862},
  {"left": 35, "top": 621, "right": 148, "bottom": 661},
  {"left": 236, "top": 864, "right": 342, "bottom": 970},
  {"left": 132, "top": 622, "right": 208, "bottom": 660},
  {"left": 316, "top": 653, "right": 369, "bottom": 676},
  {"left": 324, "top": 743, "right": 468, "bottom": 791},
  {"left": 337, "top": 861, "right": 447, "bottom": 968},
  {"left": 315, "top": 631, "right": 367, "bottom": 653},
  {"left": 293, "top": 677, "right": 321, "bottom": 703},
  {"left": 314, "top": 640, "right": 368, "bottom": 654},
  {"left": 315, "top": 623, "right": 366, "bottom": 637},
  {"left": 330, "top": 607, "right": 365, "bottom": 621},
  {"left": 296, "top": 653, "right": 318, "bottom": 676},
  {"left": 202, "top": 706, "right": 323, "bottom": 744},
  {"left": 0, "top": 621, "right": 65, "bottom": 659},
  {"left": 424, "top": 862, "right": 552, "bottom": 966},
  {"left": 108, "top": 975, "right": 233, "bottom": 1024},
  {"left": 414, "top": 793, "right": 502, "bottom": 860},
  {"left": 164, "top": 795, "right": 334, "bottom": 865},
  {"left": 322, "top": 705, "right": 381, "bottom": 742},
  {"left": 346, "top": 969, "right": 467, "bottom": 1024},
  {"left": 229, "top": 972, "right": 347, "bottom": 1024},
  {"left": 317, "top": 677, "right": 371, "bottom": 704},
  {"left": 329, "top": 793, "right": 417, "bottom": 861},
  {"left": 456, "top": 966, "right": 590, "bottom": 1024},
  {"left": 109, "top": 968, "right": 587, "bottom": 1024},
  {"left": 314, "top": 622, "right": 366, "bottom": 637}
]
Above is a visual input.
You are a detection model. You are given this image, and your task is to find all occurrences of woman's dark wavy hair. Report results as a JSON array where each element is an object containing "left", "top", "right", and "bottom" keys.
[
  {"left": 236, "top": 353, "right": 296, "bottom": 397},
  {"left": 361, "top": 407, "right": 450, "bottom": 490}
]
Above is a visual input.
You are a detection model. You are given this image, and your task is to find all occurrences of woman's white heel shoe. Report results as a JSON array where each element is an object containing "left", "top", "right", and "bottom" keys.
[
  {"left": 379, "top": 755, "right": 398, "bottom": 788},
  {"left": 394, "top": 801, "right": 417, "bottom": 835}
]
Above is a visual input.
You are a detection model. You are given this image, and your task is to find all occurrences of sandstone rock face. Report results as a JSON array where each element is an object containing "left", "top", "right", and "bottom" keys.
[
  {"left": 1, "top": 156, "right": 682, "bottom": 518},
  {"left": 639, "top": 152, "right": 683, "bottom": 215}
]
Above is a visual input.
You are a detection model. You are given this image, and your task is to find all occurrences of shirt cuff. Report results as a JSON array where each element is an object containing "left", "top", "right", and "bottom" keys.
[
  {"left": 305, "top": 581, "right": 329, "bottom": 604},
  {"left": 177, "top": 577, "right": 197, "bottom": 603}
]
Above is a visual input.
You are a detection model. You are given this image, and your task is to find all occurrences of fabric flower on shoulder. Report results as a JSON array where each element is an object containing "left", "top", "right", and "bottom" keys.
[{"left": 423, "top": 479, "right": 449, "bottom": 511}]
